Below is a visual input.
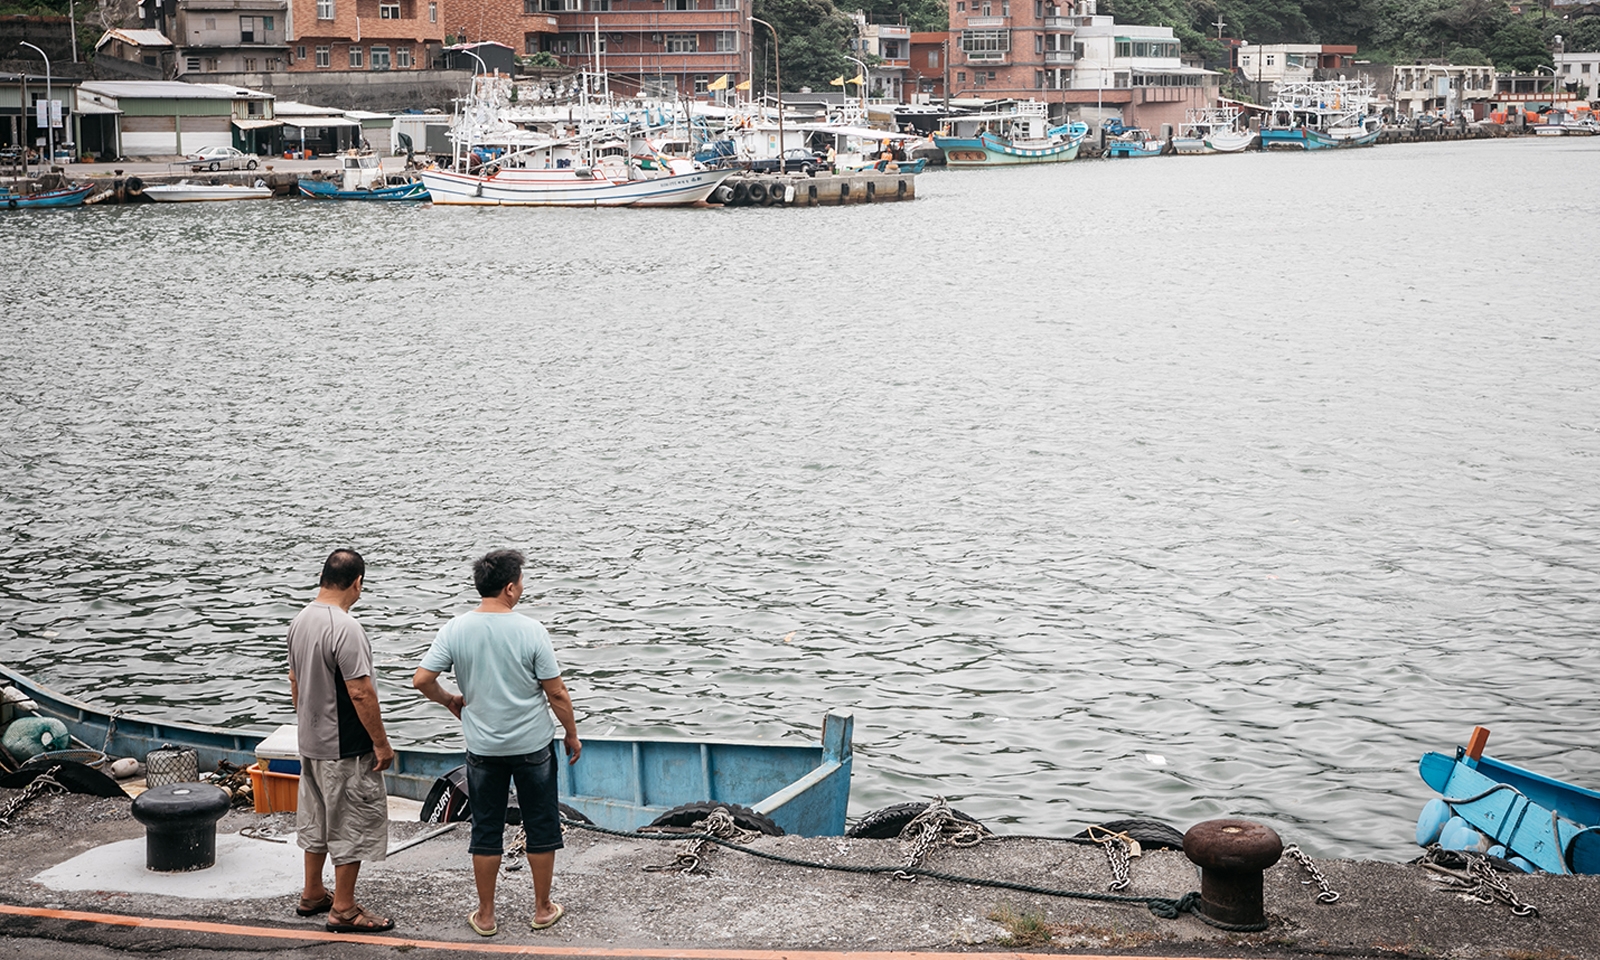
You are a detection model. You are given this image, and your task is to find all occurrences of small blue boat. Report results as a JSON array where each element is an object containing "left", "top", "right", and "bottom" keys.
[
  {"left": 298, "top": 177, "right": 428, "bottom": 201},
  {"left": 1104, "top": 128, "right": 1167, "bottom": 159},
  {"left": 1, "top": 183, "right": 93, "bottom": 209},
  {"left": 1416, "top": 725, "right": 1600, "bottom": 874},
  {"left": 0, "top": 664, "right": 853, "bottom": 836}
]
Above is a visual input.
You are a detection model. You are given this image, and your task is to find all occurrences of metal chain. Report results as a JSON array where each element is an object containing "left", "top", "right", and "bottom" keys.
[
  {"left": 1418, "top": 846, "right": 1539, "bottom": 918},
  {"left": 642, "top": 806, "right": 758, "bottom": 874},
  {"left": 892, "top": 797, "right": 992, "bottom": 881},
  {"left": 1102, "top": 832, "right": 1134, "bottom": 891},
  {"left": 0, "top": 766, "right": 65, "bottom": 828},
  {"left": 101, "top": 710, "right": 122, "bottom": 759},
  {"left": 1284, "top": 843, "right": 1341, "bottom": 903}
]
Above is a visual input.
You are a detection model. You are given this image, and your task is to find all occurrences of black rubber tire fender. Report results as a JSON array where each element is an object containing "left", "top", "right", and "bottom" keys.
[
  {"left": 745, "top": 181, "right": 769, "bottom": 205},
  {"left": 1073, "top": 818, "right": 1187, "bottom": 850},
  {"left": 730, "top": 181, "right": 750, "bottom": 205},
  {"left": 126, "top": 176, "right": 144, "bottom": 194},
  {"left": 845, "top": 801, "right": 983, "bottom": 840},
  {"left": 647, "top": 801, "right": 784, "bottom": 836}
]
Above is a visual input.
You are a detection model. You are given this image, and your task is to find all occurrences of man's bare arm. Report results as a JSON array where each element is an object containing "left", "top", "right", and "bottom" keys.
[
  {"left": 541, "top": 676, "right": 581, "bottom": 764},
  {"left": 343, "top": 675, "right": 394, "bottom": 772}
]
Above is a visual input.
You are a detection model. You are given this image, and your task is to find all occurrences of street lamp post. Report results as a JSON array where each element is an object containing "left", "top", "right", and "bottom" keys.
[
  {"left": 751, "top": 17, "right": 783, "bottom": 159},
  {"left": 19, "top": 41, "right": 53, "bottom": 170},
  {"left": 845, "top": 54, "right": 869, "bottom": 117}
]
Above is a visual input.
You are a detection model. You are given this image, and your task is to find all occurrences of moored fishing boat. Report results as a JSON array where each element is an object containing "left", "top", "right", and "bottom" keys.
[
  {"left": 933, "top": 100, "right": 1087, "bottom": 167},
  {"left": 1172, "top": 106, "right": 1256, "bottom": 155},
  {"left": 1415, "top": 725, "right": 1600, "bottom": 874},
  {"left": 1104, "top": 126, "right": 1166, "bottom": 158},
  {"left": 298, "top": 152, "right": 428, "bottom": 200},
  {"left": 419, "top": 74, "right": 732, "bottom": 207},
  {"left": 1, "top": 183, "right": 94, "bottom": 209},
  {"left": 1260, "top": 79, "right": 1381, "bottom": 150},
  {"left": 0, "top": 664, "right": 853, "bottom": 836},
  {"left": 143, "top": 179, "right": 274, "bottom": 202}
]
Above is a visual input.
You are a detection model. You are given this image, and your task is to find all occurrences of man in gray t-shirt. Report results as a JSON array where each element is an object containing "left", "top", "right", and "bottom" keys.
[{"left": 285, "top": 548, "right": 396, "bottom": 934}]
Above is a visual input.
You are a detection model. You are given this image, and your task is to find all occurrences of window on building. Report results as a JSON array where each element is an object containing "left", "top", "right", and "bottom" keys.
[
  {"left": 1035, "top": 69, "right": 1043, "bottom": 87},
  {"left": 928, "top": 50, "right": 938, "bottom": 67},
  {"left": 268, "top": 56, "right": 282, "bottom": 70},
  {"left": 204, "top": 16, "right": 217, "bottom": 28},
  {"left": 1264, "top": 54, "right": 1275, "bottom": 66},
  {"left": 315, "top": 45, "right": 330, "bottom": 66},
  {"left": 240, "top": 16, "right": 256, "bottom": 41},
  {"left": 714, "top": 0, "right": 737, "bottom": 8},
  {"left": 590, "top": 0, "right": 610, "bottom": 8},
  {"left": 397, "top": 45, "right": 412, "bottom": 67},
  {"left": 371, "top": 45, "right": 390, "bottom": 68},
  {"left": 666, "top": 33, "right": 697, "bottom": 52},
  {"left": 186, "top": 55, "right": 201, "bottom": 71},
  {"left": 429, "top": 1, "right": 437, "bottom": 20},
  {"left": 525, "top": 0, "right": 538, "bottom": 13},
  {"left": 349, "top": 45, "right": 364, "bottom": 67},
  {"left": 693, "top": 74, "right": 709, "bottom": 92},
  {"left": 1035, "top": 0, "right": 1041, "bottom": 14},
  {"left": 380, "top": 3, "right": 400, "bottom": 17},
  {"left": 296, "top": 44, "right": 306, "bottom": 59},
  {"left": 955, "top": 1, "right": 964, "bottom": 10},
  {"left": 1035, "top": 34, "right": 1042, "bottom": 53},
  {"left": 959, "top": 29, "right": 1009, "bottom": 59},
  {"left": 957, "top": 70, "right": 966, "bottom": 81},
  {"left": 524, "top": 34, "right": 540, "bottom": 53},
  {"left": 264, "top": 16, "right": 274, "bottom": 30},
  {"left": 974, "top": 71, "right": 986, "bottom": 86},
  {"left": 667, "top": 0, "right": 695, "bottom": 8},
  {"left": 1584, "top": 63, "right": 1592, "bottom": 74},
  {"left": 1002, "top": 1, "right": 1009, "bottom": 15},
  {"left": 244, "top": 57, "right": 257, "bottom": 70},
  {"left": 980, "top": 1, "right": 990, "bottom": 14},
  {"left": 714, "top": 31, "right": 735, "bottom": 52},
  {"left": 317, "top": 0, "right": 333, "bottom": 19}
]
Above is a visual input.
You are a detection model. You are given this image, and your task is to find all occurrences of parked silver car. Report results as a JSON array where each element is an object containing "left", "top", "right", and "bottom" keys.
[{"left": 187, "top": 146, "right": 259, "bottom": 172}]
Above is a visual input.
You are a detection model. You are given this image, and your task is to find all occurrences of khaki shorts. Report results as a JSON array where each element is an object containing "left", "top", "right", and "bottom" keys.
[{"left": 296, "top": 754, "right": 388, "bottom": 866}]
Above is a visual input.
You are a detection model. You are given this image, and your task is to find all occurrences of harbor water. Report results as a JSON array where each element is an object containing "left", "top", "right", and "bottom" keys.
[{"left": 3, "top": 138, "right": 1598, "bottom": 861}]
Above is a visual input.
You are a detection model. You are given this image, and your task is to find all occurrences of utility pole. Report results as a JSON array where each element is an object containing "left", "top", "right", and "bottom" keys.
[{"left": 751, "top": 17, "right": 783, "bottom": 155}]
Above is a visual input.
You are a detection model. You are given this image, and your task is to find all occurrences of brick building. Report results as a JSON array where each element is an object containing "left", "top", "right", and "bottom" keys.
[
  {"left": 443, "top": 0, "right": 751, "bottom": 98},
  {"left": 283, "top": 0, "right": 446, "bottom": 73}
]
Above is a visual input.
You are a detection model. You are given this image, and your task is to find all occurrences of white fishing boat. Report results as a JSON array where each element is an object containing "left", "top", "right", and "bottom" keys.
[
  {"left": 1172, "top": 106, "right": 1257, "bottom": 154},
  {"left": 143, "top": 179, "right": 274, "bottom": 202},
  {"left": 1260, "top": 80, "right": 1381, "bottom": 150},
  {"left": 417, "top": 74, "right": 732, "bottom": 207}
]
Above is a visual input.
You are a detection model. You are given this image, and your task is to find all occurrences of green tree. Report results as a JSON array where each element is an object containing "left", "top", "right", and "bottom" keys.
[
  {"left": 1484, "top": 14, "right": 1552, "bottom": 72},
  {"left": 753, "top": 0, "right": 858, "bottom": 92},
  {"left": 1563, "top": 15, "right": 1600, "bottom": 54},
  {"left": 855, "top": 0, "right": 948, "bottom": 31}
]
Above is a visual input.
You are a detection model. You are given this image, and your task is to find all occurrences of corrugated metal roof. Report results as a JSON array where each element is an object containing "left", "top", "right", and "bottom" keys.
[
  {"left": 80, "top": 80, "right": 271, "bottom": 100},
  {"left": 232, "top": 118, "right": 281, "bottom": 129},
  {"left": 280, "top": 115, "right": 361, "bottom": 128},
  {"left": 97, "top": 28, "right": 174, "bottom": 48}
]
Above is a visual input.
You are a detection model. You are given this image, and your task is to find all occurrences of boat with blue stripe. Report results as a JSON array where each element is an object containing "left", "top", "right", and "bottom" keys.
[
  {"left": 1415, "top": 725, "right": 1600, "bottom": 874},
  {"left": 0, "top": 664, "right": 854, "bottom": 837},
  {"left": 1, "top": 183, "right": 93, "bottom": 209},
  {"left": 1261, "top": 79, "right": 1382, "bottom": 151},
  {"left": 934, "top": 100, "right": 1087, "bottom": 167}
]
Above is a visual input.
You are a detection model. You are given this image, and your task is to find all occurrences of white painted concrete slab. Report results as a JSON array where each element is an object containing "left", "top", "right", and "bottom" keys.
[{"left": 33, "top": 832, "right": 304, "bottom": 899}]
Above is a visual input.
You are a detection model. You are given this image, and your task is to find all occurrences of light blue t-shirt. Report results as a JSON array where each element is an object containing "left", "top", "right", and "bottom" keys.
[{"left": 419, "top": 611, "right": 562, "bottom": 757}]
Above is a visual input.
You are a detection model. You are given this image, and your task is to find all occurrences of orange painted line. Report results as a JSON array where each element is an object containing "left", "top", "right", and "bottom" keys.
[{"left": 0, "top": 903, "right": 1226, "bottom": 960}]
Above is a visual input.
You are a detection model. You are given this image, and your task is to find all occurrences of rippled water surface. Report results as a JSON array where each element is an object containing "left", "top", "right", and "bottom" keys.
[{"left": 4, "top": 138, "right": 1599, "bottom": 860}]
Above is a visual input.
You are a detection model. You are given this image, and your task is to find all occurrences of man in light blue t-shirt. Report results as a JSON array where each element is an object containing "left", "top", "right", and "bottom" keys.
[{"left": 413, "top": 549, "right": 581, "bottom": 937}]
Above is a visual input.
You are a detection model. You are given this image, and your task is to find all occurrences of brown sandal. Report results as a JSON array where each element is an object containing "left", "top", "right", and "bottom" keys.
[
  {"left": 326, "top": 904, "right": 395, "bottom": 933},
  {"left": 296, "top": 893, "right": 333, "bottom": 917}
]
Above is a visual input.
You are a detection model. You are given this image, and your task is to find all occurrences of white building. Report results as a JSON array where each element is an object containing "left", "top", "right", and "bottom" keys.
[
  {"left": 1390, "top": 63, "right": 1496, "bottom": 119},
  {"left": 1068, "top": 1, "right": 1213, "bottom": 133},
  {"left": 1555, "top": 50, "right": 1600, "bottom": 102}
]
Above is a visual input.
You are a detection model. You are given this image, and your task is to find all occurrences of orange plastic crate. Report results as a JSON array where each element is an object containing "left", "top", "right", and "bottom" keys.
[{"left": 248, "top": 762, "right": 299, "bottom": 813}]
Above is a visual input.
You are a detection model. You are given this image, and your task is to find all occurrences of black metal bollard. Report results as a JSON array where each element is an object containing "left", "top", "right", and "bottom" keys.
[
  {"left": 131, "top": 783, "right": 232, "bottom": 872},
  {"left": 1183, "top": 819, "right": 1283, "bottom": 927}
]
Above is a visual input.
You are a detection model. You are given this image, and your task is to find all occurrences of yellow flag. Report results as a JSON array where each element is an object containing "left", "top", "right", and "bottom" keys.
[
  {"left": 707, "top": 74, "right": 729, "bottom": 91},
  {"left": 847, "top": 73, "right": 865, "bottom": 85},
  {"left": 735, "top": 79, "right": 751, "bottom": 91},
  {"left": 829, "top": 75, "right": 845, "bottom": 86}
]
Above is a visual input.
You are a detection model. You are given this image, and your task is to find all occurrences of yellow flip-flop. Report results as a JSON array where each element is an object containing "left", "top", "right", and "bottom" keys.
[
  {"left": 530, "top": 903, "right": 565, "bottom": 930},
  {"left": 468, "top": 910, "right": 498, "bottom": 937}
]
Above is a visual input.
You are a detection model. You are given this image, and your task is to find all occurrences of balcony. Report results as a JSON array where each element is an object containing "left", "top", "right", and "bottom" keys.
[
  {"left": 964, "top": 51, "right": 1008, "bottom": 64},
  {"left": 1043, "top": 50, "right": 1073, "bottom": 64},
  {"left": 1041, "top": 16, "right": 1074, "bottom": 30},
  {"left": 965, "top": 16, "right": 1005, "bottom": 27},
  {"left": 558, "top": 8, "right": 743, "bottom": 30},
  {"left": 875, "top": 25, "right": 909, "bottom": 39}
]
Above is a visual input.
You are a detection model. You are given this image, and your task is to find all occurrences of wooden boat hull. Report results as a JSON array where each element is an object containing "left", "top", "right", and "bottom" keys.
[
  {"left": 2, "top": 184, "right": 93, "bottom": 209},
  {"left": 0, "top": 665, "right": 853, "bottom": 836},
  {"left": 1419, "top": 743, "right": 1600, "bottom": 874}
]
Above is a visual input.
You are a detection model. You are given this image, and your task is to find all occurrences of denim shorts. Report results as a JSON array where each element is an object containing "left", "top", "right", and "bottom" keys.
[{"left": 465, "top": 745, "right": 564, "bottom": 857}]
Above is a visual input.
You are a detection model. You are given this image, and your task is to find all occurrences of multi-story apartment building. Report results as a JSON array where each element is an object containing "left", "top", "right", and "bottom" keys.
[
  {"left": 1556, "top": 50, "right": 1600, "bottom": 102},
  {"left": 1069, "top": 8, "right": 1214, "bottom": 132},
  {"left": 283, "top": 0, "right": 446, "bottom": 73},
  {"left": 1388, "top": 63, "right": 1496, "bottom": 120},
  {"left": 947, "top": 0, "right": 1076, "bottom": 99},
  {"left": 172, "top": 0, "right": 290, "bottom": 75},
  {"left": 849, "top": 16, "right": 910, "bottom": 101},
  {"left": 443, "top": 0, "right": 750, "bottom": 98}
]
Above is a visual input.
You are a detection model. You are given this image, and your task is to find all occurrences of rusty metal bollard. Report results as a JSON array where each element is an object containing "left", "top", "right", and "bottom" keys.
[{"left": 1183, "top": 819, "right": 1283, "bottom": 928}]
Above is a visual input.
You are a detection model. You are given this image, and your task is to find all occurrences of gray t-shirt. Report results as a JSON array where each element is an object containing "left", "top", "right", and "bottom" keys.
[{"left": 286, "top": 601, "right": 375, "bottom": 760}]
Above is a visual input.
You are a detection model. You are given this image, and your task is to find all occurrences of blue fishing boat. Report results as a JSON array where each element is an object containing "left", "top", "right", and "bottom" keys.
[
  {"left": 1104, "top": 128, "right": 1167, "bottom": 159},
  {"left": 1, "top": 183, "right": 93, "bottom": 209},
  {"left": 297, "top": 152, "right": 429, "bottom": 201},
  {"left": 934, "top": 101, "right": 1086, "bottom": 167},
  {"left": 1260, "top": 79, "right": 1382, "bottom": 151},
  {"left": 1416, "top": 725, "right": 1600, "bottom": 874},
  {"left": 0, "top": 664, "right": 853, "bottom": 836}
]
